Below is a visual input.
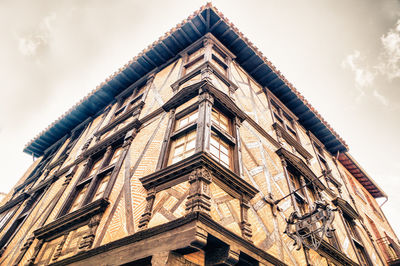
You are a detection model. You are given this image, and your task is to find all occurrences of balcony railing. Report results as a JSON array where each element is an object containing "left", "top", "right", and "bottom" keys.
[{"left": 376, "top": 236, "right": 400, "bottom": 265}]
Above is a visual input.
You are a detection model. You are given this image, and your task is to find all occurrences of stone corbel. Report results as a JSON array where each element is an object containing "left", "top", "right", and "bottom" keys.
[
  {"left": 26, "top": 239, "right": 44, "bottom": 266},
  {"left": 205, "top": 243, "right": 240, "bottom": 266},
  {"left": 201, "top": 66, "right": 213, "bottom": 82},
  {"left": 185, "top": 167, "right": 212, "bottom": 214},
  {"left": 239, "top": 199, "right": 252, "bottom": 241},
  {"left": 79, "top": 214, "right": 101, "bottom": 250},
  {"left": 138, "top": 188, "right": 156, "bottom": 230},
  {"left": 52, "top": 234, "right": 67, "bottom": 261}
]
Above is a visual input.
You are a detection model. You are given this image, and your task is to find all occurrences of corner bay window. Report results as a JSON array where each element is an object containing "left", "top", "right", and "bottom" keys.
[
  {"left": 165, "top": 100, "right": 235, "bottom": 171},
  {"left": 60, "top": 145, "right": 123, "bottom": 216}
]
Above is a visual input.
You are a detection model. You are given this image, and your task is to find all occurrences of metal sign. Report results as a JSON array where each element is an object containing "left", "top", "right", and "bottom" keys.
[{"left": 284, "top": 200, "right": 337, "bottom": 251}]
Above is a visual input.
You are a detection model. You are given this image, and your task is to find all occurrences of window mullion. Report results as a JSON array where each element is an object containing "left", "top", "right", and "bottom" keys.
[
  {"left": 195, "top": 92, "right": 213, "bottom": 154},
  {"left": 82, "top": 146, "right": 113, "bottom": 206}
]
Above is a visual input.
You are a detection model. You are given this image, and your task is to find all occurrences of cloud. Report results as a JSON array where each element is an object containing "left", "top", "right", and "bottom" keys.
[
  {"left": 16, "top": 13, "right": 56, "bottom": 59},
  {"left": 373, "top": 89, "right": 389, "bottom": 106},
  {"left": 378, "top": 19, "right": 400, "bottom": 79},
  {"left": 341, "top": 50, "right": 375, "bottom": 91}
]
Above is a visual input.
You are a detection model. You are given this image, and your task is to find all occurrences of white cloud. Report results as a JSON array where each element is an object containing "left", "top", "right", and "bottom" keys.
[
  {"left": 17, "top": 13, "right": 56, "bottom": 58},
  {"left": 373, "top": 89, "right": 389, "bottom": 106},
  {"left": 378, "top": 19, "right": 400, "bottom": 79},
  {"left": 342, "top": 50, "right": 375, "bottom": 91}
]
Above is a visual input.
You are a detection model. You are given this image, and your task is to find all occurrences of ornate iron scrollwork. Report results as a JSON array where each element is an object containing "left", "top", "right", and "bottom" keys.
[{"left": 284, "top": 200, "right": 337, "bottom": 251}]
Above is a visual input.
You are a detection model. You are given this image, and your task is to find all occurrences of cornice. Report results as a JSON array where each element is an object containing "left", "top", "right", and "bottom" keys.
[
  {"left": 273, "top": 122, "right": 313, "bottom": 160},
  {"left": 139, "top": 152, "right": 258, "bottom": 199},
  {"left": 332, "top": 197, "right": 360, "bottom": 220},
  {"left": 0, "top": 192, "right": 29, "bottom": 214},
  {"left": 34, "top": 198, "right": 109, "bottom": 239},
  {"left": 276, "top": 147, "right": 325, "bottom": 191},
  {"left": 50, "top": 212, "right": 285, "bottom": 266},
  {"left": 318, "top": 239, "right": 358, "bottom": 266}
]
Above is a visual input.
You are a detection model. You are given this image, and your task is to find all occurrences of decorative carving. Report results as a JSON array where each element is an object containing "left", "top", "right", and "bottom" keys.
[
  {"left": 79, "top": 215, "right": 101, "bottom": 250},
  {"left": 284, "top": 200, "right": 337, "bottom": 251},
  {"left": 201, "top": 67, "right": 213, "bottom": 82},
  {"left": 186, "top": 167, "right": 212, "bottom": 214},
  {"left": 26, "top": 239, "right": 44, "bottom": 266},
  {"left": 81, "top": 136, "right": 93, "bottom": 152},
  {"left": 240, "top": 200, "right": 252, "bottom": 241},
  {"left": 138, "top": 188, "right": 156, "bottom": 230},
  {"left": 52, "top": 235, "right": 67, "bottom": 261}
]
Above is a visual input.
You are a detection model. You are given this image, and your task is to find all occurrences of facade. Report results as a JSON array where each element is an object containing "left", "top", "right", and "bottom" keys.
[{"left": 0, "top": 4, "right": 399, "bottom": 266}]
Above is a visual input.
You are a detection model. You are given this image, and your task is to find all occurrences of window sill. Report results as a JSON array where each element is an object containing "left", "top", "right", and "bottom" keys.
[
  {"left": 34, "top": 198, "right": 109, "bottom": 240},
  {"left": 140, "top": 152, "right": 257, "bottom": 199},
  {"left": 273, "top": 122, "right": 312, "bottom": 160}
]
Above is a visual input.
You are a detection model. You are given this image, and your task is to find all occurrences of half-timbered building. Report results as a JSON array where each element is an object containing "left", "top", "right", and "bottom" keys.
[{"left": 1, "top": 4, "right": 399, "bottom": 266}]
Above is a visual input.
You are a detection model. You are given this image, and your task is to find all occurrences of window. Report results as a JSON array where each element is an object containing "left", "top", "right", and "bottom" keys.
[
  {"left": 270, "top": 99, "right": 297, "bottom": 139},
  {"left": 344, "top": 217, "right": 372, "bottom": 265},
  {"left": 167, "top": 110, "right": 198, "bottom": 166},
  {"left": 210, "top": 108, "right": 234, "bottom": 170},
  {"left": 113, "top": 85, "right": 145, "bottom": 120},
  {"left": 169, "top": 131, "right": 197, "bottom": 165},
  {"left": 210, "top": 47, "right": 228, "bottom": 75},
  {"left": 60, "top": 144, "right": 123, "bottom": 216},
  {"left": 210, "top": 132, "right": 231, "bottom": 168},
  {"left": 347, "top": 173, "right": 367, "bottom": 203},
  {"left": 211, "top": 108, "right": 229, "bottom": 132},
  {"left": 287, "top": 168, "right": 317, "bottom": 215}
]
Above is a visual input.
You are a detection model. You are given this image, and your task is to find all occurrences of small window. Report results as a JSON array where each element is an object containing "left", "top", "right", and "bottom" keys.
[
  {"left": 210, "top": 132, "right": 231, "bottom": 168},
  {"left": 211, "top": 108, "right": 229, "bottom": 132},
  {"left": 169, "top": 131, "right": 197, "bottom": 165},
  {"left": 270, "top": 99, "right": 298, "bottom": 139},
  {"left": 69, "top": 183, "right": 89, "bottom": 213},
  {"left": 176, "top": 110, "right": 198, "bottom": 130},
  {"left": 60, "top": 144, "right": 122, "bottom": 216}
]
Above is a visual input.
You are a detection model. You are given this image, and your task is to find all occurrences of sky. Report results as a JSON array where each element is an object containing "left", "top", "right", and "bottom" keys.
[{"left": 0, "top": 0, "right": 399, "bottom": 237}]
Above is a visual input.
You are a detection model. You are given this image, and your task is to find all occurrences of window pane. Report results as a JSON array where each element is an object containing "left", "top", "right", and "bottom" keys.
[
  {"left": 176, "top": 110, "right": 198, "bottom": 130},
  {"left": 211, "top": 109, "right": 229, "bottom": 132},
  {"left": 93, "top": 175, "right": 110, "bottom": 201},
  {"left": 169, "top": 130, "right": 197, "bottom": 165},
  {"left": 70, "top": 184, "right": 89, "bottom": 213},
  {"left": 89, "top": 159, "right": 102, "bottom": 176},
  {"left": 210, "top": 145, "right": 219, "bottom": 158},
  {"left": 110, "top": 147, "right": 123, "bottom": 165},
  {"left": 189, "top": 112, "right": 198, "bottom": 123},
  {"left": 174, "top": 145, "right": 184, "bottom": 156},
  {"left": 186, "top": 139, "right": 195, "bottom": 151},
  {"left": 209, "top": 133, "right": 231, "bottom": 169}
]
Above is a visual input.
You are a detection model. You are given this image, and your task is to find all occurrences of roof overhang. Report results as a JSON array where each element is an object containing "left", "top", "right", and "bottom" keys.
[
  {"left": 24, "top": 4, "right": 348, "bottom": 157},
  {"left": 338, "top": 152, "right": 386, "bottom": 198}
]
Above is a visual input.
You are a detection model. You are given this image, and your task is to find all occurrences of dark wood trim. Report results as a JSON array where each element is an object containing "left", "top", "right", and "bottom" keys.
[
  {"left": 0, "top": 193, "right": 29, "bottom": 214},
  {"left": 50, "top": 213, "right": 200, "bottom": 266},
  {"left": 197, "top": 213, "right": 286, "bottom": 266},
  {"left": 332, "top": 197, "right": 361, "bottom": 220},
  {"left": 49, "top": 212, "right": 284, "bottom": 266},
  {"left": 34, "top": 198, "right": 109, "bottom": 239},
  {"left": 244, "top": 118, "right": 280, "bottom": 149},
  {"left": 276, "top": 147, "right": 326, "bottom": 191},
  {"left": 273, "top": 122, "right": 312, "bottom": 160},
  {"left": 94, "top": 102, "right": 143, "bottom": 138},
  {"left": 139, "top": 152, "right": 258, "bottom": 199},
  {"left": 317, "top": 239, "right": 358, "bottom": 266}
]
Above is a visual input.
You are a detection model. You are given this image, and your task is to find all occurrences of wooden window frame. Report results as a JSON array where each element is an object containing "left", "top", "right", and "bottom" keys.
[
  {"left": 58, "top": 141, "right": 124, "bottom": 217},
  {"left": 165, "top": 105, "right": 199, "bottom": 167},
  {"left": 286, "top": 167, "right": 318, "bottom": 215},
  {"left": 343, "top": 217, "right": 373, "bottom": 266},
  {"left": 269, "top": 96, "right": 299, "bottom": 141}
]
